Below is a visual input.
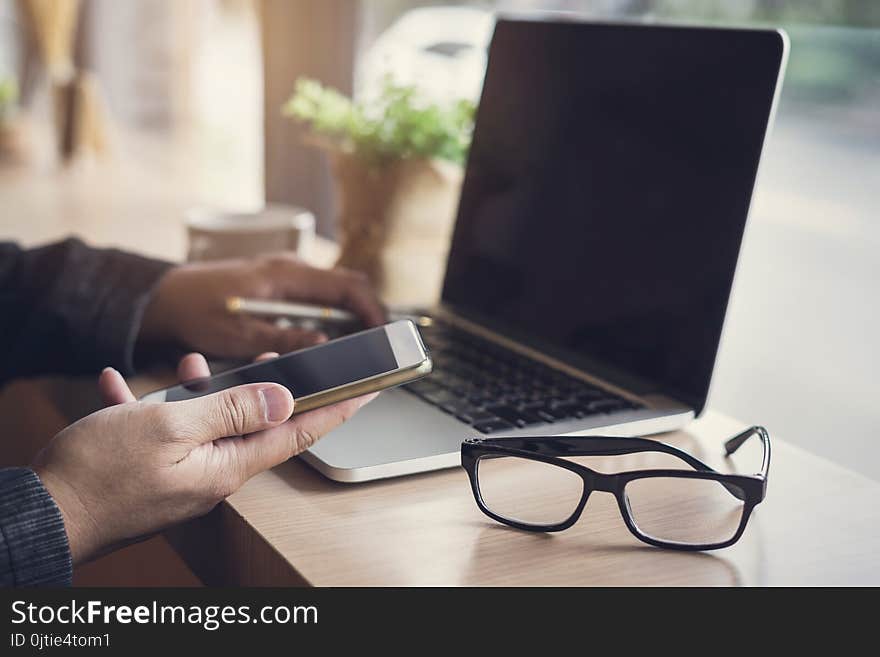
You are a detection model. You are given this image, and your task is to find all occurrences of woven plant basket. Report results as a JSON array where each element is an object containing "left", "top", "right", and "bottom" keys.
[{"left": 330, "top": 150, "right": 463, "bottom": 307}]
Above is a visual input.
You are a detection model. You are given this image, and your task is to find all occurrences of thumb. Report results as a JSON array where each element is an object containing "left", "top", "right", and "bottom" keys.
[{"left": 168, "top": 383, "right": 295, "bottom": 443}]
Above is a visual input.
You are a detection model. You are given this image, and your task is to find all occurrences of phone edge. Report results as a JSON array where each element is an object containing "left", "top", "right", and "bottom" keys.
[
  {"left": 138, "top": 319, "right": 421, "bottom": 404},
  {"left": 291, "top": 357, "right": 433, "bottom": 414}
]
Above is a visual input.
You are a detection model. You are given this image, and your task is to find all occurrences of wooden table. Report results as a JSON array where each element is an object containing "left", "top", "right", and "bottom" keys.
[
  {"left": 144, "top": 389, "right": 877, "bottom": 586},
  {"left": 4, "top": 134, "right": 880, "bottom": 586}
]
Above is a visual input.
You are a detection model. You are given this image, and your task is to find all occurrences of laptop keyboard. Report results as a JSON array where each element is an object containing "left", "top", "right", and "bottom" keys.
[{"left": 403, "top": 321, "right": 643, "bottom": 433}]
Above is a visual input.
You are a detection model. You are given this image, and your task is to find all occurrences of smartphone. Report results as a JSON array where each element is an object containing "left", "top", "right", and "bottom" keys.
[{"left": 140, "top": 320, "right": 432, "bottom": 412}]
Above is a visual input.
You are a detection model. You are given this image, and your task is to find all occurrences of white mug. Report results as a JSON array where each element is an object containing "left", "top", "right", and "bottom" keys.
[{"left": 185, "top": 205, "right": 316, "bottom": 262}]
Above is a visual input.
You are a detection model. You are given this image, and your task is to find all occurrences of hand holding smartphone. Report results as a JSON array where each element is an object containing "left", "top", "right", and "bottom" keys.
[{"left": 140, "top": 320, "right": 432, "bottom": 412}]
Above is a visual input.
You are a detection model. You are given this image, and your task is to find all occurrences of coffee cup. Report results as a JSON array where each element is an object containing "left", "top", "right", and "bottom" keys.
[{"left": 185, "top": 205, "right": 316, "bottom": 262}]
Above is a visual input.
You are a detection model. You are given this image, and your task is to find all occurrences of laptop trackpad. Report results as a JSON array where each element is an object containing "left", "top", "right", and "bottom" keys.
[{"left": 305, "top": 389, "right": 471, "bottom": 471}]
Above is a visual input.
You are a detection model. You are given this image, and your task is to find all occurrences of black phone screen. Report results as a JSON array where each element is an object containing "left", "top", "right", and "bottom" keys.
[{"left": 163, "top": 327, "right": 397, "bottom": 402}]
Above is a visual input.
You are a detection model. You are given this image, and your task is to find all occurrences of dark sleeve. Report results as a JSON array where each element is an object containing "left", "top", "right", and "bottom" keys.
[
  {"left": 0, "top": 238, "right": 173, "bottom": 385},
  {"left": 0, "top": 468, "right": 72, "bottom": 587}
]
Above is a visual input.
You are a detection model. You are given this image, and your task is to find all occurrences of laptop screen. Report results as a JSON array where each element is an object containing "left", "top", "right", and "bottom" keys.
[{"left": 441, "top": 18, "right": 785, "bottom": 414}]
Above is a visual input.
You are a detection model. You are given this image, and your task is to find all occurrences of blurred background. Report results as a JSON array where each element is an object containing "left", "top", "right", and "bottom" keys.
[{"left": 0, "top": 0, "right": 878, "bottom": 481}]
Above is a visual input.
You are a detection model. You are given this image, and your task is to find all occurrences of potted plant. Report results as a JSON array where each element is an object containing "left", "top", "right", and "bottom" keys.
[
  {"left": 0, "top": 76, "right": 24, "bottom": 163},
  {"left": 283, "top": 77, "right": 475, "bottom": 306}
]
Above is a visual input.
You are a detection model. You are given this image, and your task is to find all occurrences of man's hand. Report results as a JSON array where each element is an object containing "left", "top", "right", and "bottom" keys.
[
  {"left": 138, "top": 252, "right": 386, "bottom": 358},
  {"left": 33, "top": 353, "right": 374, "bottom": 565}
]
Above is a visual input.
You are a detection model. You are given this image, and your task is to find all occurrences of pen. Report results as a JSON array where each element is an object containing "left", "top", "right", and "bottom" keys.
[
  {"left": 225, "top": 297, "right": 434, "bottom": 327},
  {"left": 227, "top": 297, "right": 355, "bottom": 322}
]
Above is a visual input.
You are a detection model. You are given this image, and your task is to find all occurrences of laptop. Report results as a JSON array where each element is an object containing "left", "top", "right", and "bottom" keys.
[{"left": 302, "top": 17, "right": 788, "bottom": 482}]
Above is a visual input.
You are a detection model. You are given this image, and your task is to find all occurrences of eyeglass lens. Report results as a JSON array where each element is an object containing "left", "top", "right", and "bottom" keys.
[
  {"left": 477, "top": 455, "right": 583, "bottom": 526},
  {"left": 476, "top": 455, "right": 747, "bottom": 545},
  {"left": 623, "top": 477, "right": 745, "bottom": 545}
]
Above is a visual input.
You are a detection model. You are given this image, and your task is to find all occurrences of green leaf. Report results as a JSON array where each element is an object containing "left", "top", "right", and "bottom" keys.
[
  {"left": 282, "top": 76, "right": 476, "bottom": 166},
  {"left": 0, "top": 77, "right": 19, "bottom": 116}
]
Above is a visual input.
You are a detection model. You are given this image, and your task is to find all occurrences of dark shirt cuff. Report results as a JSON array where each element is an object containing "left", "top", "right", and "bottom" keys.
[
  {"left": 56, "top": 239, "right": 172, "bottom": 376},
  {"left": 93, "top": 254, "right": 172, "bottom": 376},
  {"left": 0, "top": 468, "right": 72, "bottom": 587},
  {"left": 0, "top": 238, "right": 174, "bottom": 383}
]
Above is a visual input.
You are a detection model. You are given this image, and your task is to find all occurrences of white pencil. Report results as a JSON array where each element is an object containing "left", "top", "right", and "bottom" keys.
[{"left": 225, "top": 296, "right": 434, "bottom": 327}]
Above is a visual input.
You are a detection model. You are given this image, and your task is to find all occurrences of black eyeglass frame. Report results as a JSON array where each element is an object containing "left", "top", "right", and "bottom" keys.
[{"left": 460, "top": 426, "right": 770, "bottom": 551}]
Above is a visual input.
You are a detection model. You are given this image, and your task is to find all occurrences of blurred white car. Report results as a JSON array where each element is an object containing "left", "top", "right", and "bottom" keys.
[{"left": 355, "top": 6, "right": 495, "bottom": 105}]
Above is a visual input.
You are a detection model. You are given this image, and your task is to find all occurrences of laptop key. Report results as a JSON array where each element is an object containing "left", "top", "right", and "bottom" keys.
[
  {"left": 456, "top": 411, "right": 499, "bottom": 425},
  {"left": 432, "top": 371, "right": 468, "bottom": 390},
  {"left": 473, "top": 419, "right": 516, "bottom": 434},
  {"left": 548, "top": 403, "right": 591, "bottom": 419},
  {"left": 439, "top": 400, "right": 480, "bottom": 416},
  {"left": 422, "top": 389, "right": 457, "bottom": 405},
  {"left": 532, "top": 405, "right": 572, "bottom": 421},
  {"left": 484, "top": 404, "right": 547, "bottom": 428},
  {"left": 575, "top": 389, "right": 610, "bottom": 402}
]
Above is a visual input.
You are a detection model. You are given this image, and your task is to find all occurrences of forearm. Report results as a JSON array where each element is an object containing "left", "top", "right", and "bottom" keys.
[
  {"left": 0, "top": 238, "right": 172, "bottom": 384},
  {"left": 0, "top": 467, "right": 72, "bottom": 587}
]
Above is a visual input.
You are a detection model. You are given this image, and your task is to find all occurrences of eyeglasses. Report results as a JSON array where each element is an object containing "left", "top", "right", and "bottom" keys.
[{"left": 461, "top": 426, "right": 770, "bottom": 551}]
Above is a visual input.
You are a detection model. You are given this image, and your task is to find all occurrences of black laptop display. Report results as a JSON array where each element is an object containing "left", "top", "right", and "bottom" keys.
[{"left": 442, "top": 18, "right": 786, "bottom": 414}]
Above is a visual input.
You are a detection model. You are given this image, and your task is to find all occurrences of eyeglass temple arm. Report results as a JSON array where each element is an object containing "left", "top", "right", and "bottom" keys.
[
  {"left": 535, "top": 437, "right": 721, "bottom": 475},
  {"left": 724, "top": 425, "right": 771, "bottom": 479},
  {"left": 505, "top": 436, "right": 748, "bottom": 500}
]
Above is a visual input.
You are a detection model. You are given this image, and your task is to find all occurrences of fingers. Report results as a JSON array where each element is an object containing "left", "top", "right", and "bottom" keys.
[
  {"left": 329, "top": 270, "right": 387, "bottom": 326},
  {"left": 255, "top": 351, "right": 280, "bottom": 362},
  {"left": 310, "top": 267, "right": 386, "bottom": 326},
  {"left": 99, "top": 367, "right": 137, "bottom": 406},
  {"left": 176, "top": 353, "right": 211, "bottom": 382},
  {"left": 243, "top": 317, "right": 327, "bottom": 354},
  {"left": 266, "top": 256, "right": 386, "bottom": 326},
  {"left": 230, "top": 393, "right": 377, "bottom": 480},
  {"left": 163, "top": 383, "right": 295, "bottom": 443},
  {"left": 273, "top": 326, "right": 328, "bottom": 352}
]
